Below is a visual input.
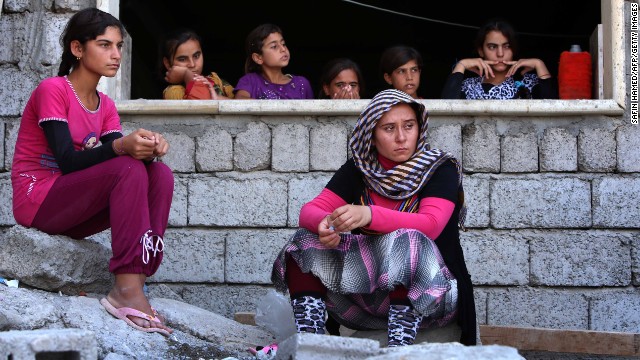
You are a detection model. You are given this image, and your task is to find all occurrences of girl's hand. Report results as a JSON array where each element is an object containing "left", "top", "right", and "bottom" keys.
[
  {"left": 329, "top": 205, "right": 372, "bottom": 233},
  {"left": 318, "top": 215, "right": 340, "bottom": 248},
  {"left": 121, "top": 129, "right": 158, "bottom": 160},
  {"left": 192, "top": 75, "right": 218, "bottom": 99},
  {"left": 333, "top": 85, "right": 360, "bottom": 99},
  {"left": 504, "top": 58, "right": 546, "bottom": 78},
  {"left": 165, "top": 66, "right": 193, "bottom": 84},
  {"left": 454, "top": 58, "right": 498, "bottom": 78}
]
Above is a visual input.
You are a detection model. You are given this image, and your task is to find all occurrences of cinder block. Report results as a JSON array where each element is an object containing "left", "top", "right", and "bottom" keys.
[
  {"left": 2, "top": 0, "right": 31, "bottom": 12},
  {"left": 491, "top": 178, "right": 591, "bottom": 228},
  {"left": 287, "top": 174, "right": 332, "bottom": 227},
  {"left": 168, "top": 175, "right": 187, "bottom": 227},
  {"left": 0, "top": 225, "right": 112, "bottom": 294},
  {"left": 310, "top": 123, "right": 348, "bottom": 171},
  {"left": 1, "top": 12, "right": 70, "bottom": 67},
  {"left": 0, "top": 121, "right": 5, "bottom": 169},
  {"left": 53, "top": 0, "right": 96, "bottom": 12},
  {"left": 428, "top": 124, "right": 462, "bottom": 164},
  {"left": 272, "top": 123, "right": 309, "bottom": 172},
  {"left": 0, "top": 15, "right": 21, "bottom": 63},
  {"left": 0, "top": 174, "right": 15, "bottom": 226},
  {"left": 39, "top": 13, "right": 72, "bottom": 66},
  {"left": 161, "top": 132, "right": 194, "bottom": 173},
  {"left": 0, "top": 328, "right": 97, "bottom": 360},
  {"left": 530, "top": 230, "right": 632, "bottom": 286},
  {"left": 188, "top": 175, "right": 288, "bottom": 226},
  {"left": 592, "top": 177, "right": 640, "bottom": 228},
  {"left": 277, "top": 333, "right": 379, "bottom": 360},
  {"left": 149, "top": 228, "right": 225, "bottom": 283},
  {"left": 4, "top": 119, "right": 18, "bottom": 169},
  {"left": 578, "top": 128, "right": 616, "bottom": 172},
  {"left": 633, "top": 233, "right": 640, "bottom": 286},
  {"left": 225, "top": 228, "right": 295, "bottom": 284},
  {"left": 178, "top": 284, "right": 272, "bottom": 319},
  {"left": 540, "top": 128, "right": 577, "bottom": 172},
  {"left": 460, "top": 230, "right": 529, "bottom": 285},
  {"left": 474, "top": 288, "right": 488, "bottom": 325},
  {"left": 195, "top": 127, "right": 233, "bottom": 172},
  {"left": 462, "top": 175, "right": 490, "bottom": 228},
  {"left": 617, "top": 125, "right": 640, "bottom": 172},
  {"left": 590, "top": 289, "right": 640, "bottom": 332},
  {"left": 462, "top": 123, "right": 500, "bottom": 172},
  {"left": 234, "top": 122, "right": 270, "bottom": 171},
  {"left": 501, "top": 133, "right": 538, "bottom": 173},
  {"left": 0, "top": 67, "right": 42, "bottom": 117},
  {"left": 487, "top": 288, "right": 588, "bottom": 330}
]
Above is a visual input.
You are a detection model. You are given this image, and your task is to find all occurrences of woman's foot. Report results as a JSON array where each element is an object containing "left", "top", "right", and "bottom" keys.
[
  {"left": 291, "top": 296, "right": 327, "bottom": 334},
  {"left": 106, "top": 273, "right": 172, "bottom": 333},
  {"left": 388, "top": 304, "right": 421, "bottom": 347}
]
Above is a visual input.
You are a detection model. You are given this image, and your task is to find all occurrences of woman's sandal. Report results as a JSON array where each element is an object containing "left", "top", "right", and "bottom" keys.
[{"left": 100, "top": 298, "right": 171, "bottom": 336}]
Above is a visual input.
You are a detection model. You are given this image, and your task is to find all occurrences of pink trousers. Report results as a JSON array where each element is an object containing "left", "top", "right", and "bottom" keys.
[{"left": 31, "top": 156, "right": 174, "bottom": 276}]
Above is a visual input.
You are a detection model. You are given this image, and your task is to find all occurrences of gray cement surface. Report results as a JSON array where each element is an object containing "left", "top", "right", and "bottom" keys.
[{"left": 520, "top": 351, "right": 638, "bottom": 360}]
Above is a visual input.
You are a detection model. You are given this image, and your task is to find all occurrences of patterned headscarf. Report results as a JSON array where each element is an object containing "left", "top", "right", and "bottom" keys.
[{"left": 349, "top": 89, "right": 466, "bottom": 228}]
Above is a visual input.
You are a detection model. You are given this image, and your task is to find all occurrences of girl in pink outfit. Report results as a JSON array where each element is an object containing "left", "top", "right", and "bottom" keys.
[
  {"left": 11, "top": 8, "right": 173, "bottom": 335},
  {"left": 272, "top": 89, "right": 477, "bottom": 347}
]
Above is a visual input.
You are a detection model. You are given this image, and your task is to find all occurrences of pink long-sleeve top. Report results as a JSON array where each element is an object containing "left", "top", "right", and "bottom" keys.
[{"left": 299, "top": 155, "right": 456, "bottom": 240}]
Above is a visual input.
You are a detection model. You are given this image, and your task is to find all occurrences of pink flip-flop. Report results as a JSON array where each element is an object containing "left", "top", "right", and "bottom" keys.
[
  {"left": 100, "top": 298, "right": 171, "bottom": 336},
  {"left": 248, "top": 343, "right": 278, "bottom": 359}
]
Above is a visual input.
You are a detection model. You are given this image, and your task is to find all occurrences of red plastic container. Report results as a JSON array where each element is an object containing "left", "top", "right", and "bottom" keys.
[{"left": 558, "top": 51, "right": 592, "bottom": 99}]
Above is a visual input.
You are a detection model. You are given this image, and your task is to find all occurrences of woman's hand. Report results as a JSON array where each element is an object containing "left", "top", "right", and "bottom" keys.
[
  {"left": 329, "top": 205, "right": 372, "bottom": 233},
  {"left": 150, "top": 132, "right": 170, "bottom": 158},
  {"left": 318, "top": 215, "right": 340, "bottom": 248},
  {"left": 504, "top": 58, "right": 548, "bottom": 78},
  {"left": 121, "top": 129, "right": 160, "bottom": 160},
  {"left": 453, "top": 58, "right": 498, "bottom": 78}
]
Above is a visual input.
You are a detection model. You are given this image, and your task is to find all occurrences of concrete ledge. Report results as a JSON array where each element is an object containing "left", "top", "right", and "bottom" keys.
[
  {"left": 0, "top": 328, "right": 97, "bottom": 360},
  {"left": 277, "top": 333, "right": 380, "bottom": 360},
  {"left": 115, "top": 99, "right": 624, "bottom": 116}
]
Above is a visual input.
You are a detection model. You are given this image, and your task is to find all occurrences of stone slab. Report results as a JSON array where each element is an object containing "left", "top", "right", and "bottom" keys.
[
  {"left": 0, "top": 328, "right": 97, "bottom": 360},
  {"left": 277, "top": 332, "right": 380, "bottom": 360}
]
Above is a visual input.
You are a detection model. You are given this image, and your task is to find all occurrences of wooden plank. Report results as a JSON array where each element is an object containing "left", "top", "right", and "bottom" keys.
[
  {"left": 480, "top": 325, "right": 640, "bottom": 356},
  {"left": 234, "top": 311, "right": 256, "bottom": 326}
]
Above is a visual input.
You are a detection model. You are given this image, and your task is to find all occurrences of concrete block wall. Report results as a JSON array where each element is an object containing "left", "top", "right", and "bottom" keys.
[
  {"left": 5, "top": 111, "right": 639, "bottom": 334},
  {"left": 1, "top": 0, "right": 639, "bottom": 338}
]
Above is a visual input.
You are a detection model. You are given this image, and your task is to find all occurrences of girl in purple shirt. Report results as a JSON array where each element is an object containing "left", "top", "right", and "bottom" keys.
[{"left": 234, "top": 24, "right": 313, "bottom": 99}]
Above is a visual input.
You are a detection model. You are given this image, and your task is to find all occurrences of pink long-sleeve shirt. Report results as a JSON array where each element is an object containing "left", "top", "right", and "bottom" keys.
[{"left": 299, "top": 155, "right": 455, "bottom": 240}]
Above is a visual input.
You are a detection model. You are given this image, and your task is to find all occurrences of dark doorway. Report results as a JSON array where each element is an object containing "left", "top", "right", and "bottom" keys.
[{"left": 120, "top": 0, "right": 601, "bottom": 100}]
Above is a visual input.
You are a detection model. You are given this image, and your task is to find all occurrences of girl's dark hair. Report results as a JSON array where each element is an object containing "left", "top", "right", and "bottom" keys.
[
  {"left": 318, "top": 58, "right": 365, "bottom": 99},
  {"left": 159, "top": 28, "right": 202, "bottom": 77},
  {"left": 379, "top": 45, "right": 423, "bottom": 75},
  {"left": 58, "top": 7, "right": 125, "bottom": 76},
  {"left": 244, "top": 23, "right": 283, "bottom": 74},
  {"left": 474, "top": 18, "right": 519, "bottom": 57}
]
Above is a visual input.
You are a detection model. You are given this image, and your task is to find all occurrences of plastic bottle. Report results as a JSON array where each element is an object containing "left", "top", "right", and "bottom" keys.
[{"left": 558, "top": 44, "right": 592, "bottom": 99}]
